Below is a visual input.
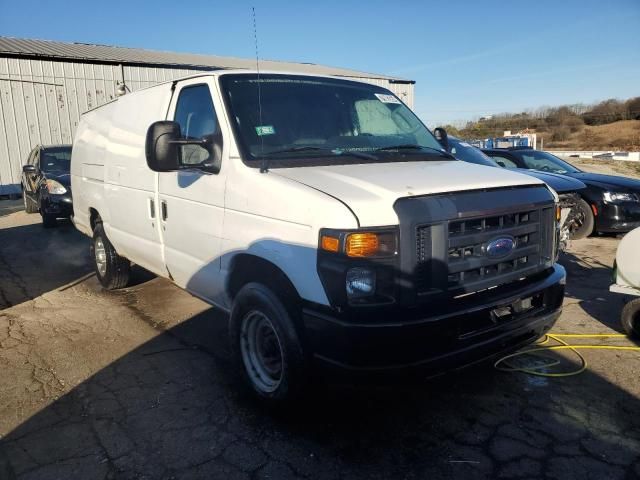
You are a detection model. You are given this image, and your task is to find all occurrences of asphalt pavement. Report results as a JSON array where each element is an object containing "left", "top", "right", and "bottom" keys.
[{"left": 0, "top": 202, "right": 639, "bottom": 480}]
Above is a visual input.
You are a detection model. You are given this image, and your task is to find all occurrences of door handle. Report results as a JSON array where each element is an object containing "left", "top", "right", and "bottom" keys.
[
  {"left": 149, "top": 198, "right": 155, "bottom": 218},
  {"left": 161, "top": 200, "right": 168, "bottom": 221}
]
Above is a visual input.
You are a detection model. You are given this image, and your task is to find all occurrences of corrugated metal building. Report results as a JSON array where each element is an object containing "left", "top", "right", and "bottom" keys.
[{"left": 0, "top": 36, "right": 415, "bottom": 195}]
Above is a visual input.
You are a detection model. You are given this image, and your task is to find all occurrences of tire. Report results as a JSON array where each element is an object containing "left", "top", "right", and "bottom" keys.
[
  {"left": 229, "top": 282, "right": 306, "bottom": 403},
  {"left": 569, "top": 197, "right": 594, "bottom": 240},
  {"left": 41, "top": 212, "right": 58, "bottom": 228},
  {"left": 23, "top": 190, "right": 38, "bottom": 213},
  {"left": 90, "top": 222, "right": 130, "bottom": 290},
  {"left": 621, "top": 298, "right": 640, "bottom": 339}
]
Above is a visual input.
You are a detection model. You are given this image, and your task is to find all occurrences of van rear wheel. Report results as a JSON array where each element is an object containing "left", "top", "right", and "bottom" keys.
[
  {"left": 229, "top": 283, "right": 306, "bottom": 403},
  {"left": 91, "top": 222, "right": 130, "bottom": 290}
]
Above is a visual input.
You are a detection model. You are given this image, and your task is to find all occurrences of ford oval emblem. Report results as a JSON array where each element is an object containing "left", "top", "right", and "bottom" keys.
[{"left": 485, "top": 237, "right": 515, "bottom": 259}]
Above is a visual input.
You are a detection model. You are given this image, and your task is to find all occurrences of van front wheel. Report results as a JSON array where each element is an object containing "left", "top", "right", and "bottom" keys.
[
  {"left": 229, "top": 283, "right": 306, "bottom": 402},
  {"left": 91, "top": 223, "right": 130, "bottom": 290}
]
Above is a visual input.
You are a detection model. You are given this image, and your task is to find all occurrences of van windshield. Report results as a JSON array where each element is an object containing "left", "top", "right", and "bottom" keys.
[{"left": 219, "top": 74, "right": 447, "bottom": 167}]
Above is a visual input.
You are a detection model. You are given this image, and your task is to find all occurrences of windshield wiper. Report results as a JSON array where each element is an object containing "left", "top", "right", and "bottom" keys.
[
  {"left": 261, "top": 146, "right": 327, "bottom": 156},
  {"left": 376, "top": 144, "right": 455, "bottom": 159},
  {"left": 257, "top": 146, "right": 377, "bottom": 172}
]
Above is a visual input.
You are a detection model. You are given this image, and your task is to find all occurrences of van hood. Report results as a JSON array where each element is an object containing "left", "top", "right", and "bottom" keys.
[{"left": 273, "top": 161, "right": 544, "bottom": 226}]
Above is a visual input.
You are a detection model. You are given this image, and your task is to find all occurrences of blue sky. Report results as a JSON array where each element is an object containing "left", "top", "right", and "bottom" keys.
[{"left": 1, "top": 0, "right": 639, "bottom": 126}]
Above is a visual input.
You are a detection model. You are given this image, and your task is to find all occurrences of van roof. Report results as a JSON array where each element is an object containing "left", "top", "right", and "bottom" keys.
[
  {"left": 146, "top": 69, "right": 396, "bottom": 86},
  {"left": 81, "top": 70, "right": 398, "bottom": 114}
]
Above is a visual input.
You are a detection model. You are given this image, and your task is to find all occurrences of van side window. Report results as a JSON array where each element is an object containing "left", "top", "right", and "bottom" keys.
[{"left": 174, "top": 85, "right": 219, "bottom": 165}]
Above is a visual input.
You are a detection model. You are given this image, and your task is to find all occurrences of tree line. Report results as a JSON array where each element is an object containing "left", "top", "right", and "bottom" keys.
[{"left": 442, "top": 96, "right": 640, "bottom": 143}]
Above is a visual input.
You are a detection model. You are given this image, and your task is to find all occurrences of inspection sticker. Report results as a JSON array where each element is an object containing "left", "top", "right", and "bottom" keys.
[
  {"left": 375, "top": 93, "right": 401, "bottom": 104},
  {"left": 255, "top": 125, "right": 275, "bottom": 136}
]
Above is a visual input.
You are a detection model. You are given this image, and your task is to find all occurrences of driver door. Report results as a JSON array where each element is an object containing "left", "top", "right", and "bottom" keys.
[{"left": 158, "top": 78, "right": 228, "bottom": 304}]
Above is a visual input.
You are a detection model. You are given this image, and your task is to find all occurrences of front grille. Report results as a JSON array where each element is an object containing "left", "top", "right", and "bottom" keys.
[{"left": 415, "top": 206, "right": 554, "bottom": 294}]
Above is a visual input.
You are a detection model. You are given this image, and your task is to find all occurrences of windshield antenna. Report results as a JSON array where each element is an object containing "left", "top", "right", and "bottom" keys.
[{"left": 252, "top": 7, "right": 268, "bottom": 173}]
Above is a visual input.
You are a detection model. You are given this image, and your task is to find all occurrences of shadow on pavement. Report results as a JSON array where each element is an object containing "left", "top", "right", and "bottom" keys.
[
  {"left": 0, "top": 200, "right": 24, "bottom": 219},
  {"left": 0, "top": 221, "right": 92, "bottom": 309},
  {"left": 0, "top": 216, "right": 158, "bottom": 310},
  {"left": 1, "top": 303, "right": 639, "bottom": 480},
  {"left": 560, "top": 249, "right": 629, "bottom": 335}
]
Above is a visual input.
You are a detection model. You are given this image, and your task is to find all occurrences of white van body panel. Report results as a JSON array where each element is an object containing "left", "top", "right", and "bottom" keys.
[
  {"left": 273, "top": 161, "right": 544, "bottom": 226},
  {"left": 71, "top": 110, "right": 110, "bottom": 236},
  {"left": 72, "top": 85, "right": 172, "bottom": 277},
  {"left": 221, "top": 165, "right": 358, "bottom": 307}
]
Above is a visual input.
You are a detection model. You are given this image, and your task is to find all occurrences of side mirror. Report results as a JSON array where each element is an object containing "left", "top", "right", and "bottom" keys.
[
  {"left": 23, "top": 164, "right": 36, "bottom": 173},
  {"left": 146, "top": 121, "right": 181, "bottom": 172},
  {"left": 433, "top": 127, "right": 449, "bottom": 151},
  {"left": 145, "top": 120, "right": 222, "bottom": 174}
]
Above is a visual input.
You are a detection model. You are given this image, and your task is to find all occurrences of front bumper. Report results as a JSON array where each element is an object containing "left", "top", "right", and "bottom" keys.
[
  {"left": 303, "top": 264, "right": 565, "bottom": 375},
  {"left": 596, "top": 202, "right": 640, "bottom": 233},
  {"left": 42, "top": 192, "right": 73, "bottom": 218}
]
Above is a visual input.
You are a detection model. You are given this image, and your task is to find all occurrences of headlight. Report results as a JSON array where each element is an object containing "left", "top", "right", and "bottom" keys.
[
  {"left": 318, "top": 227, "right": 399, "bottom": 307},
  {"left": 346, "top": 268, "right": 376, "bottom": 299},
  {"left": 603, "top": 191, "right": 639, "bottom": 203},
  {"left": 45, "top": 179, "right": 67, "bottom": 194}
]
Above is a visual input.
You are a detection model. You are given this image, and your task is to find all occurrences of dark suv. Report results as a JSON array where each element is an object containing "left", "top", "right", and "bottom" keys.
[
  {"left": 21, "top": 145, "right": 73, "bottom": 227},
  {"left": 483, "top": 147, "right": 640, "bottom": 238}
]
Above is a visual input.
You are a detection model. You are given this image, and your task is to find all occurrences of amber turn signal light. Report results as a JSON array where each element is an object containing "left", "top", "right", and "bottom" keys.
[
  {"left": 555, "top": 206, "right": 561, "bottom": 222},
  {"left": 321, "top": 235, "right": 340, "bottom": 252},
  {"left": 345, "top": 233, "right": 380, "bottom": 257}
]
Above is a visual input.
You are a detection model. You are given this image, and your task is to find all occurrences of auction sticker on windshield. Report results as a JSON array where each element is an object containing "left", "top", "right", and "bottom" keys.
[
  {"left": 375, "top": 93, "right": 401, "bottom": 104},
  {"left": 255, "top": 125, "right": 276, "bottom": 136}
]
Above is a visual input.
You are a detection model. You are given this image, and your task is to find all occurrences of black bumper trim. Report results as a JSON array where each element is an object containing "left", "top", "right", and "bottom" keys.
[
  {"left": 312, "top": 308, "right": 560, "bottom": 373},
  {"left": 303, "top": 264, "right": 565, "bottom": 373}
]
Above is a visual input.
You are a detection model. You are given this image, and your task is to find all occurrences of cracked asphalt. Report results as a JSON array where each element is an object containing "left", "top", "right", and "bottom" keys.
[{"left": 0, "top": 201, "right": 639, "bottom": 480}]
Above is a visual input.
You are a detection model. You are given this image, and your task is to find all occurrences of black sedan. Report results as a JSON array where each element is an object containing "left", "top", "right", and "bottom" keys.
[
  {"left": 483, "top": 147, "right": 640, "bottom": 237},
  {"left": 437, "top": 134, "right": 587, "bottom": 247},
  {"left": 21, "top": 145, "right": 73, "bottom": 228}
]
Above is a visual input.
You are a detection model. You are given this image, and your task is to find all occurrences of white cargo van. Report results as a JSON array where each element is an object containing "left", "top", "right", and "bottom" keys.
[{"left": 72, "top": 71, "right": 566, "bottom": 401}]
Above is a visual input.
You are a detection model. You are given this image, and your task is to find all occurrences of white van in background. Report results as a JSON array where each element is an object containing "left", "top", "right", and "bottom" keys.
[{"left": 71, "top": 71, "right": 566, "bottom": 402}]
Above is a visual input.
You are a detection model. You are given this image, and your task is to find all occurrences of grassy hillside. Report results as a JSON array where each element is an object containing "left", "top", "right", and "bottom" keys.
[
  {"left": 542, "top": 120, "right": 640, "bottom": 150},
  {"left": 447, "top": 97, "right": 640, "bottom": 151}
]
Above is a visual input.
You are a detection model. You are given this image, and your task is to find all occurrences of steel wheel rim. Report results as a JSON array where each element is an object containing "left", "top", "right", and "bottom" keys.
[
  {"left": 240, "top": 310, "right": 284, "bottom": 393},
  {"left": 95, "top": 237, "right": 107, "bottom": 276}
]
